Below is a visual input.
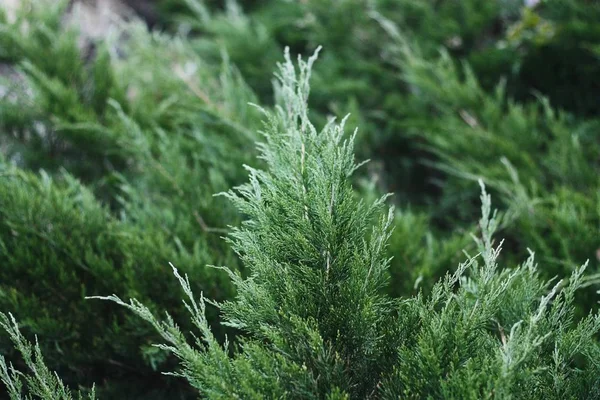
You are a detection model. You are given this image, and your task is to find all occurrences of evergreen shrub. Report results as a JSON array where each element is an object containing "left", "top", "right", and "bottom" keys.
[
  {"left": 3, "top": 48, "right": 600, "bottom": 399},
  {"left": 1, "top": 0, "right": 599, "bottom": 398}
]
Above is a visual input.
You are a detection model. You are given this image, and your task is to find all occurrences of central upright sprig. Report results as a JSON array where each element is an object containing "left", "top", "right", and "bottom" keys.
[{"left": 219, "top": 46, "right": 396, "bottom": 396}]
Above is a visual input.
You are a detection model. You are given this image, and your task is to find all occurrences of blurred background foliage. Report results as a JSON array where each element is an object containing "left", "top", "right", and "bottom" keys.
[{"left": 0, "top": 0, "right": 598, "bottom": 397}]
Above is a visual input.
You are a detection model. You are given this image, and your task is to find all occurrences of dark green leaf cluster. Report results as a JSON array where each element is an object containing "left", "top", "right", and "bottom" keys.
[
  {"left": 0, "top": 162, "right": 232, "bottom": 397},
  {"left": 0, "top": 0, "right": 261, "bottom": 397},
  {"left": 382, "top": 29, "right": 600, "bottom": 306}
]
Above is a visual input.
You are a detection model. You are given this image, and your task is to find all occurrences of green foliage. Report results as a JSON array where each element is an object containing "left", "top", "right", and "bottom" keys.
[
  {"left": 0, "top": 0, "right": 260, "bottom": 397},
  {"left": 101, "top": 51, "right": 600, "bottom": 399},
  {"left": 382, "top": 184, "right": 600, "bottom": 399},
  {"left": 469, "top": 1, "right": 600, "bottom": 117},
  {"left": 0, "top": 312, "right": 96, "bottom": 400},
  {"left": 1, "top": 0, "right": 599, "bottom": 398},
  {"left": 382, "top": 32, "right": 600, "bottom": 307},
  {"left": 97, "top": 47, "right": 397, "bottom": 398},
  {"left": 0, "top": 163, "right": 233, "bottom": 397},
  {"left": 159, "top": 2, "right": 599, "bottom": 298}
]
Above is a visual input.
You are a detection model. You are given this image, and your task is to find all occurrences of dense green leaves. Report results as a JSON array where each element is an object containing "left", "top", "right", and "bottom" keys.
[
  {"left": 1, "top": 0, "right": 599, "bottom": 398},
  {"left": 100, "top": 49, "right": 600, "bottom": 399},
  {"left": 0, "top": 1, "right": 260, "bottom": 397}
]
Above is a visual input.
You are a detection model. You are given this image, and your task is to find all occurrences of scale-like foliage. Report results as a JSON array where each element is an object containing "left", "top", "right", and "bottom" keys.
[
  {"left": 1, "top": 1, "right": 599, "bottom": 398},
  {"left": 94, "top": 48, "right": 600, "bottom": 399},
  {"left": 378, "top": 23, "right": 600, "bottom": 306},
  {"left": 159, "top": 0, "right": 600, "bottom": 305},
  {"left": 0, "top": 1, "right": 260, "bottom": 397},
  {"left": 0, "top": 312, "right": 95, "bottom": 400},
  {"left": 95, "top": 47, "right": 398, "bottom": 398}
]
